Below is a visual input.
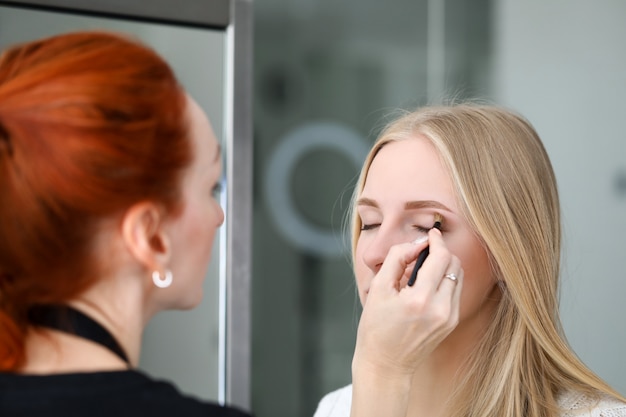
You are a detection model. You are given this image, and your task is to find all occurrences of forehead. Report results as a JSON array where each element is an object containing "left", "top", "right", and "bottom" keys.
[
  {"left": 185, "top": 95, "right": 219, "bottom": 163},
  {"left": 361, "top": 136, "right": 456, "bottom": 206}
]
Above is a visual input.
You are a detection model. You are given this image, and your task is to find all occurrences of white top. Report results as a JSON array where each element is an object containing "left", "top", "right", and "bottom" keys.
[{"left": 313, "top": 384, "right": 626, "bottom": 417}]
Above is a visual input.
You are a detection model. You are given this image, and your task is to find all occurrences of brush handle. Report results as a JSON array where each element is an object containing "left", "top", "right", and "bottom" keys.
[
  {"left": 407, "top": 220, "right": 441, "bottom": 287},
  {"left": 407, "top": 246, "right": 430, "bottom": 286}
]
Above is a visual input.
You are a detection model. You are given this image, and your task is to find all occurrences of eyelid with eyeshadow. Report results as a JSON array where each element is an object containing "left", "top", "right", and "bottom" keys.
[
  {"left": 411, "top": 210, "right": 446, "bottom": 233},
  {"left": 359, "top": 223, "right": 437, "bottom": 233}
]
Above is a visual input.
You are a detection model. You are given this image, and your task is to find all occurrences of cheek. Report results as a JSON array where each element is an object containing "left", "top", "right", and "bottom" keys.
[
  {"left": 182, "top": 203, "right": 216, "bottom": 254},
  {"left": 354, "top": 242, "right": 370, "bottom": 304},
  {"left": 450, "top": 236, "right": 497, "bottom": 318},
  {"left": 198, "top": 211, "right": 218, "bottom": 256},
  {"left": 354, "top": 264, "right": 368, "bottom": 303}
]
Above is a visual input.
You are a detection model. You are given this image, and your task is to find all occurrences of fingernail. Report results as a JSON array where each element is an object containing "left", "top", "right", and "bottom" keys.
[{"left": 411, "top": 236, "right": 428, "bottom": 245}]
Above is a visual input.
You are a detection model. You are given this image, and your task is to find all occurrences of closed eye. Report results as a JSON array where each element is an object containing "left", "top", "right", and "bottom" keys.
[
  {"left": 360, "top": 223, "right": 380, "bottom": 231},
  {"left": 414, "top": 225, "right": 431, "bottom": 233},
  {"left": 212, "top": 181, "right": 223, "bottom": 197}
]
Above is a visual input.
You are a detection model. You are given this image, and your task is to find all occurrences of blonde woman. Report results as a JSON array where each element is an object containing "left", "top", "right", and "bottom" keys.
[{"left": 314, "top": 105, "right": 626, "bottom": 417}]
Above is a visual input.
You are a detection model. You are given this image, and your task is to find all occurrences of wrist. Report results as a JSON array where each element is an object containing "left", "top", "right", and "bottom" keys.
[
  {"left": 350, "top": 357, "right": 412, "bottom": 417},
  {"left": 351, "top": 353, "right": 414, "bottom": 388},
  {"left": 352, "top": 347, "right": 417, "bottom": 380}
]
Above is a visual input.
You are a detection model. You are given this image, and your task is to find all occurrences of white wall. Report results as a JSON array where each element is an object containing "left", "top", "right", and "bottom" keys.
[{"left": 492, "top": 0, "right": 626, "bottom": 395}]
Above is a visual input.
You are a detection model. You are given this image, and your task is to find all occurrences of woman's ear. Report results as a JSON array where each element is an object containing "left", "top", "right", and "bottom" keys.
[{"left": 121, "top": 202, "right": 171, "bottom": 272}]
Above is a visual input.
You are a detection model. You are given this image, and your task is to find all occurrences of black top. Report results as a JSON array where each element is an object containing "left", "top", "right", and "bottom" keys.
[{"left": 0, "top": 369, "right": 252, "bottom": 417}]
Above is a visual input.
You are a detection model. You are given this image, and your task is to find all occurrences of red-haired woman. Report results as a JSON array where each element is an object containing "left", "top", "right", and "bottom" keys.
[{"left": 0, "top": 31, "right": 249, "bottom": 416}]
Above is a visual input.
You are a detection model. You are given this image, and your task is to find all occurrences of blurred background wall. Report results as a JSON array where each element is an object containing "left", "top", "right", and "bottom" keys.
[{"left": 251, "top": 1, "right": 626, "bottom": 416}]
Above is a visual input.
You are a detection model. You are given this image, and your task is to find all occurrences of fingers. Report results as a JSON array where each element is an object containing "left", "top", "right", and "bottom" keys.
[
  {"left": 371, "top": 228, "right": 461, "bottom": 298},
  {"left": 368, "top": 226, "right": 463, "bottom": 312},
  {"left": 370, "top": 239, "right": 429, "bottom": 293},
  {"left": 447, "top": 268, "right": 463, "bottom": 324},
  {"left": 402, "top": 227, "right": 462, "bottom": 330},
  {"left": 355, "top": 228, "right": 463, "bottom": 380},
  {"left": 439, "top": 269, "right": 462, "bottom": 292},
  {"left": 410, "top": 228, "right": 453, "bottom": 295}
]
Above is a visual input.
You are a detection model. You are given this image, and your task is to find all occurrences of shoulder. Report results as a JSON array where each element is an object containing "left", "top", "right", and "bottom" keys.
[
  {"left": 559, "top": 390, "right": 626, "bottom": 417},
  {"left": 313, "top": 384, "right": 352, "bottom": 417},
  {"left": 0, "top": 370, "right": 251, "bottom": 417},
  {"left": 125, "top": 371, "right": 251, "bottom": 417}
]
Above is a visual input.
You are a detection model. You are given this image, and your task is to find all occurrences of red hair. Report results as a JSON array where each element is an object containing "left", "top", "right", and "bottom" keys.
[{"left": 0, "top": 31, "right": 191, "bottom": 371}]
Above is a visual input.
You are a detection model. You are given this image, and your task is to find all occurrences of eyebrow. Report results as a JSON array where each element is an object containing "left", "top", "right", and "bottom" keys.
[{"left": 357, "top": 197, "right": 452, "bottom": 212}]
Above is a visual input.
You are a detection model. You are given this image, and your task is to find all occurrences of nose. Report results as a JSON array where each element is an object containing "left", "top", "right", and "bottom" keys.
[{"left": 361, "top": 227, "right": 409, "bottom": 274}]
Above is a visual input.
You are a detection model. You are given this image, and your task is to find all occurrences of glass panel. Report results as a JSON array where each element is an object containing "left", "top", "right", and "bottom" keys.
[
  {"left": 0, "top": 5, "right": 226, "bottom": 402},
  {"left": 252, "top": 0, "right": 491, "bottom": 416}
]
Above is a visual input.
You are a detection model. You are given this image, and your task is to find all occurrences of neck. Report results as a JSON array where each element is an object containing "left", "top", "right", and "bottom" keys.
[
  {"left": 22, "top": 273, "right": 151, "bottom": 373},
  {"left": 406, "top": 291, "right": 500, "bottom": 417},
  {"left": 70, "top": 271, "right": 154, "bottom": 367},
  {"left": 66, "top": 300, "right": 143, "bottom": 367}
]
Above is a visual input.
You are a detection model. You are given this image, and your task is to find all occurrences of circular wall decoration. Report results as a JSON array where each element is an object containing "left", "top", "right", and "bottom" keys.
[{"left": 264, "top": 122, "right": 368, "bottom": 257}]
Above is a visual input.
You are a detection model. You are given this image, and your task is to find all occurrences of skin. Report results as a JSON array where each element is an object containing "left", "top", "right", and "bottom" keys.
[
  {"left": 351, "top": 136, "right": 500, "bottom": 417},
  {"left": 21, "top": 95, "right": 224, "bottom": 373},
  {"left": 156, "top": 96, "right": 225, "bottom": 311}
]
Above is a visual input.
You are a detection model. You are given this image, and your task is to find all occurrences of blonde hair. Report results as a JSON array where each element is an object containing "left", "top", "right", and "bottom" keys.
[{"left": 349, "top": 104, "right": 625, "bottom": 416}]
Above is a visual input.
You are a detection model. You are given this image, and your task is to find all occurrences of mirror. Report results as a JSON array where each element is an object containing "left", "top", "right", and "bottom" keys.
[{"left": 0, "top": 3, "right": 227, "bottom": 402}]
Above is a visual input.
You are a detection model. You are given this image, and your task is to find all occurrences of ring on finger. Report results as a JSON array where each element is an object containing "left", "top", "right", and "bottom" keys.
[{"left": 444, "top": 273, "right": 458, "bottom": 282}]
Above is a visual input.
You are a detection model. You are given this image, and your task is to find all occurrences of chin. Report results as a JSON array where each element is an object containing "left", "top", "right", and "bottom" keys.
[
  {"left": 184, "top": 294, "right": 204, "bottom": 310},
  {"left": 174, "top": 289, "right": 204, "bottom": 311}
]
